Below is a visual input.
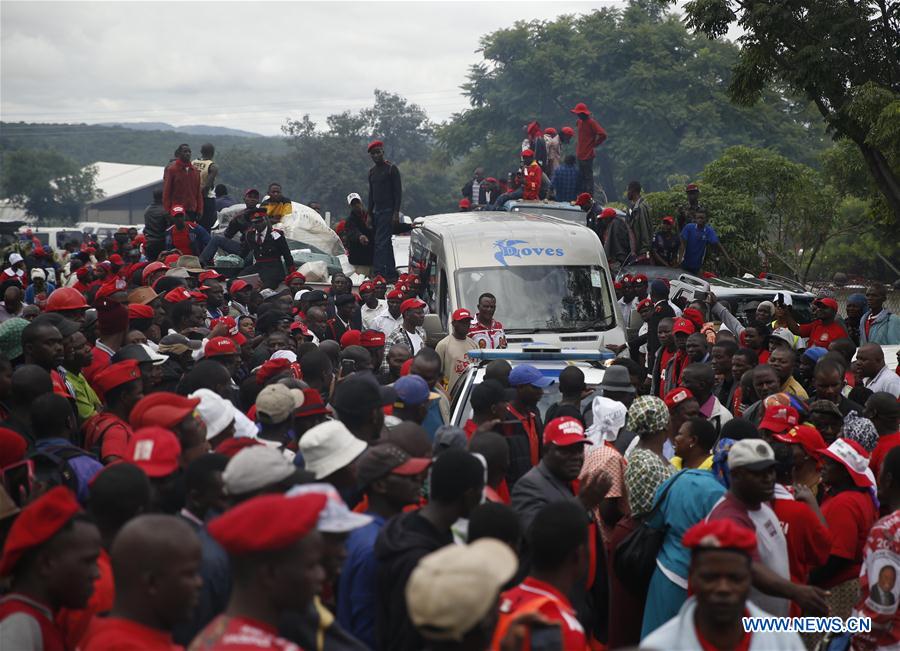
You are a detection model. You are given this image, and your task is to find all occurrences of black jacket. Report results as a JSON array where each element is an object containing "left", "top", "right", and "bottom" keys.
[
  {"left": 646, "top": 300, "right": 676, "bottom": 371},
  {"left": 241, "top": 225, "right": 293, "bottom": 270},
  {"left": 143, "top": 202, "right": 170, "bottom": 241},
  {"left": 461, "top": 179, "right": 488, "bottom": 205},
  {"left": 374, "top": 511, "right": 452, "bottom": 651},
  {"left": 367, "top": 162, "right": 402, "bottom": 214},
  {"left": 343, "top": 210, "right": 375, "bottom": 266}
]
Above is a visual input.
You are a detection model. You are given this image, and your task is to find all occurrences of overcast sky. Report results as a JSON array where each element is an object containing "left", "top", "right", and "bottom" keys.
[{"left": 1, "top": 1, "right": 629, "bottom": 136}]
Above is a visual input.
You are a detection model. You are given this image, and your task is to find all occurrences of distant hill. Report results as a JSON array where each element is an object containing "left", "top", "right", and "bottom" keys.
[{"left": 97, "top": 121, "right": 264, "bottom": 138}]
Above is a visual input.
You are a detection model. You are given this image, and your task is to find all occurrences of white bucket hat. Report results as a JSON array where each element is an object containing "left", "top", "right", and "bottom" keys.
[{"left": 300, "top": 421, "right": 367, "bottom": 479}]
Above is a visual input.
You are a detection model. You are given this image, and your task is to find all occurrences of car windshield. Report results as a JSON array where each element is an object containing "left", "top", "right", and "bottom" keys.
[
  {"left": 455, "top": 265, "right": 617, "bottom": 333},
  {"left": 510, "top": 205, "right": 583, "bottom": 225}
]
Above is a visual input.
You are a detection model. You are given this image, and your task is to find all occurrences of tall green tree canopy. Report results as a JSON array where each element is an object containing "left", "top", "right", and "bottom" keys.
[
  {"left": 674, "top": 0, "right": 900, "bottom": 223},
  {"left": 0, "top": 149, "right": 99, "bottom": 224},
  {"left": 440, "top": 2, "right": 826, "bottom": 199}
]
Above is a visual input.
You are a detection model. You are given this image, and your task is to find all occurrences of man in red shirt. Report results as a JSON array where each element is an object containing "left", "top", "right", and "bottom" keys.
[
  {"left": 468, "top": 292, "right": 507, "bottom": 350},
  {"left": 190, "top": 492, "right": 327, "bottom": 650},
  {"left": 82, "top": 359, "right": 143, "bottom": 463},
  {"left": 867, "top": 393, "right": 900, "bottom": 477},
  {"left": 81, "top": 514, "right": 202, "bottom": 650},
  {"left": 83, "top": 298, "right": 130, "bottom": 384},
  {"left": 779, "top": 297, "right": 848, "bottom": 348},
  {"left": 163, "top": 144, "right": 203, "bottom": 218},
  {"left": 498, "top": 501, "right": 591, "bottom": 651},
  {"left": 0, "top": 487, "right": 101, "bottom": 651},
  {"left": 569, "top": 101, "right": 607, "bottom": 196}
]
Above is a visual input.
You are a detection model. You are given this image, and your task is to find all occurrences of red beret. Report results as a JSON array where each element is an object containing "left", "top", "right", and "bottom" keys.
[
  {"left": 664, "top": 387, "right": 695, "bottom": 409},
  {"left": 339, "top": 330, "right": 362, "bottom": 349},
  {"left": 0, "top": 428, "right": 26, "bottom": 468},
  {"left": 190, "top": 291, "right": 208, "bottom": 301},
  {"left": 164, "top": 287, "right": 192, "bottom": 303},
  {"left": 367, "top": 140, "right": 384, "bottom": 152},
  {"left": 359, "top": 281, "right": 374, "bottom": 293},
  {"left": 600, "top": 208, "right": 618, "bottom": 219},
  {"left": 215, "top": 436, "right": 263, "bottom": 458},
  {"left": 95, "top": 280, "right": 122, "bottom": 301},
  {"left": 127, "top": 426, "right": 181, "bottom": 478},
  {"left": 75, "top": 266, "right": 92, "bottom": 280},
  {"left": 636, "top": 298, "right": 653, "bottom": 312},
  {"left": 662, "top": 215, "right": 675, "bottom": 225},
  {"left": 93, "top": 359, "right": 141, "bottom": 397},
  {"left": 130, "top": 392, "right": 200, "bottom": 430},
  {"left": 387, "top": 289, "right": 404, "bottom": 300},
  {"left": 108, "top": 254, "right": 124, "bottom": 266},
  {"left": 205, "top": 336, "right": 238, "bottom": 357},
  {"left": 284, "top": 271, "right": 306, "bottom": 284},
  {"left": 632, "top": 274, "right": 648, "bottom": 286},
  {"left": 360, "top": 330, "right": 385, "bottom": 348},
  {"left": 521, "top": 149, "right": 534, "bottom": 158},
  {"left": 544, "top": 127, "right": 557, "bottom": 136},
  {"left": 127, "top": 303, "right": 154, "bottom": 320},
  {"left": 0, "top": 486, "right": 81, "bottom": 577},
  {"left": 561, "top": 126, "right": 574, "bottom": 136},
  {"left": 400, "top": 298, "right": 426, "bottom": 314},
  {"left": 459, "top": 198, "right": 471, "bottom": 209},
  {"left": 373, "top": 275, "right": 386, "bottom": 286},
  {"left": 207, "top": 493, "right": 327, "bottom": 555},
  {"left": 614, "top": 281, "right": 622, "bottom": 290},
  {"left": 230, "top": 279, "right": 250, "bottom": 294},
  {"left": 295, "top": 388, "right": 331, "bottom": 417},
  {"left": 682, "top": 308, "right": 705, "bottom": 329},
  {"left": 683, "top": 519, "right": 757, "bottom": 555},
  {"left": 574, "top": 192, "right": 593, "bottom": 207}
]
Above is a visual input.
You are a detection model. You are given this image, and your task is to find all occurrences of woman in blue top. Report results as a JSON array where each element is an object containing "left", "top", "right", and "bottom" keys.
[{"left": 640, "top": 467, "right": 727, "bottom": 639}]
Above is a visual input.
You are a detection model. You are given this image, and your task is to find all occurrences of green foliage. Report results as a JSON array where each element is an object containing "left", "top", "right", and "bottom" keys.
[
  {"left": 440, "top": 3, "right": 826, "bottom": 199},
  {"left": 0, "top": 149, "right": 99, "bottom": 224},
  {"left": 676, "top": 0, "right": 900, "bottom": 222}
]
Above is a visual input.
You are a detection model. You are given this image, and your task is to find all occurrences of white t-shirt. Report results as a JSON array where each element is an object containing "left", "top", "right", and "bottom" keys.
[
  {"left": 361, "top": 300, "right": 388, "bottom": 331},
  {"left": 407, "top": 330, "right": 423, "bottom": 355},
  {"left": 371, "top": 312, "right": 401, "bottom": 336}
]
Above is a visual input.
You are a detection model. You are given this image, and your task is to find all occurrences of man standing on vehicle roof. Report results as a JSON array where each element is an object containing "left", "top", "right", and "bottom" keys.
[
  {"left": 461, "top": 167, "right": 487, "bottom": 206},
  {"left": 626, "top": 181, "right": 652, "bottom": 264},
  {"left": 571, "top": 102, "right": 607, "bottom": 196},
  {"left": 469, "top": 293, "right": 507, "bottom": 350},
  {"left": 191, "top": 143, "right": 219, "bottom": 231},
  {"left": 367, "top": 141, "right": 403, "bottom": 281},
  {"left": 162, "top": 144, "right": 203, "bottom": 219},
  {"left": 677, "top": 209, "right": 737, "bottom": 275},
  {"left": 676, "top": 183, "right": 707, "bottom": 231}
]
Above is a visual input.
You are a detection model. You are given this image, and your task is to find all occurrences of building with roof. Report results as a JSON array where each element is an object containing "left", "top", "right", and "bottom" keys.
[{"left": 83, "top": 161, "right": 164, "bottom": 225}]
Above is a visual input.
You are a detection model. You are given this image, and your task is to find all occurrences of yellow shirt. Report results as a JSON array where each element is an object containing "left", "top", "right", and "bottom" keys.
[
  {"left": 782, "top": 375, "right": 809, "bottom": 400},
  {"left": 670, "top": 454, "right": 713, "bottom": 471}
]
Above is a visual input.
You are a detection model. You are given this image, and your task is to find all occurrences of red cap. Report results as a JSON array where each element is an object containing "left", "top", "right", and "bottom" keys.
[
  {"left": 521, "top": 148, "right": 534, "bottom": 158},
  {"left": 215, "top": 437, "right": 262, "bottom": 458},
  {"left": 664, "top": 387, "right": 695, "bottom": 409},
  {"left": 205, "top": 336, "right": 238, "bottom": 357},
  {"left": 574, "top": 192, "right": 593, "bottom": 207},
  {"left": 290, "top": 321, "right": 312, "bottom": 337},
  {"left": 256, "top": 358, "right": 294, "bottom": 385},
  {"left": 0, "top": 428, "right": 26, "bottom": 468},
  {"left": 367, "top": 140, "right": 384, "bottom": 152},
  {"left": 164, "top": 287, "right": 193, "bottom": 303},
  {"left": 600, "top": 207, "right": 617, "bottom": 219},
  {"left": 93, "top": 359, "right": 141, "bottom": 396},
  {"left": 340, "top": 330, "right": 362, "bottom": 348},
  {"left": 130, "top": 392, "right": 201, "bottom": 430},
  {"left": 95, "top": 281, "right": 123, "bottom": 301},
  {"left": 387, "top": 288, "right": 404, "bottom": 300},
  {"left": 452, "top": 308, "right": 473, "bottom": 322},
  {"left": 127, "top": 303, "right": 154, "bottom": 320},
  {"left": 672, "top": 317, "right": 695, "bottom": 335},
  {"left": 400, "top": 358, "right": 414, "bottom": 377},
  {"left": 208, "top": 493, "right": 327, "bottom": 555},
  {"left": 632, "top": 273, "right": 648, "bottom": 286},
  {"left": 814, "top": 297, "right": 839, "bottom": 311},
  {"left": 759, "top": 404, "right": 800, "bottom": 434},
  {"left": 614, "top": 281, "right": 623, "bottom": 290},
  {"left": 0, "top": 486, "right": 81, "bottom": 577},
  {"left": 360, "top": 330, "right": 385, "bottom": 348},
  {"left": 230, "top": 279, "right": 249, "bottom": 294},
  {"left": 682, "top": 308, "right": 704, "bottom": 329},
  {"left": 359, "top": 281, "right": 374, "bottom": 293},
  {"left": 163, "top": 254, "right": 181, "bottom": 267},
  {"left": 190, "top": 290, "right": 208, "bottom": 301},
  {"left": 127, "top": 426, "right": 181, "bottom": 478},
  {"left": 686, "top": 183, "right": 699, "bottom": 192},
  {"left": 141, "top": 261, "right": 167, "bottom": 283},
  {"left": 45, "top": 287, "right": 89, "bottom": 311},
  {"left": 170, "top": 205, "right": 186, "bottom": 217},
  {"left": 400, "top": 298, "right": 426, "bottom": 313},
  {"left": 662, "top": 215, "right": 675, "bottom": 225},
  {"left": 544, "top": 127, "right": 557, "bottom": 136},
  {"left": 199, "top": 270, "right": 225, "bottom": 283},
  {"left": 773, "top": 425, "right": 826, "bottom": 460},
  {"left": 284, "top": 271, "right": 306, "bottom": 284},
  {"left": 682, "top": 519, "right": 757, "bottom": 555},
  {"left": 561, "top": 126, "right": 574, "bottom": 136},
  {"left": 543, "top": 417, "right": 593, "bottom": 447},
  {"left": 459, "top": 198, "right": 471, "bottom": 209},
  {"left": 75, "top": 266, "right": 92, "bottom": 280},
  {"left": 636, "top": 298, "right": 653, "bottom": 312},
  {"left": 820, "top": 438, "right": 875, "bottom": 488},
  {"left": 570, "top": 102, "right": 591, "bottom": 115},
  {"left": 233, "top": 332, "right": 247, "bottom": 346},
  {"left": 210, "top": 316, "right": 239, "bottom": 336},
  {"left": 295, "top": 388, "right": 331, "bottom": 417}
]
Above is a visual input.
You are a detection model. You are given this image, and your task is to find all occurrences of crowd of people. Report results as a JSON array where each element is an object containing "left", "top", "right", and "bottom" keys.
[{"left": 0, "top": 119, "right": 899, "bottom": 651}]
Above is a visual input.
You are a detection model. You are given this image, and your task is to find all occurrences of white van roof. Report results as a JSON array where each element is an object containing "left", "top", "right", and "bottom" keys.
[{"left": 419, "top": 211, "right": 603, "bottom": 268}]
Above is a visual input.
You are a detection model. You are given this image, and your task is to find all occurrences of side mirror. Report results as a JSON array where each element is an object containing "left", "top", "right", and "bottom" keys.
[{"left": 423, "top": 313, "right": 446, "bottom": 349}]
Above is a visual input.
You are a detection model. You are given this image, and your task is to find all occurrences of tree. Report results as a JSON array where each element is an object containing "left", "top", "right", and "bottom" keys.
[
  {"left": 675, "top": 0, "right": 900, "bottom": 223},
  {"left": 440, "top": 2, "right": 826, "bottom": 200},
  {"left": 0, "top": 149, "right": 100, "bottom": 224}
]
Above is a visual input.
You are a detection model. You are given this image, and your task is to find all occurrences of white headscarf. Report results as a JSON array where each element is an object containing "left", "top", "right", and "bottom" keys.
[{"left": 585, "top": 395, "right": 628, "bottom": 445}]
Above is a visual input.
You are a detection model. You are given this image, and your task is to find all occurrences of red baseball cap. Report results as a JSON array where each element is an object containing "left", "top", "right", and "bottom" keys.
[
  {"left": 230, "top": 279, "right": 250, "bottom": 293},
  {"left": 759, "top": 404, "right": 800, "bottom": 434},
  {"left": 400, "top": 298, "right": 426, "bottom": 313},
  {"left": 93, "top": 359, "right": 141, "bottom": 396},
  {"left": 164, "top": 287, "right": 192, "bottom": 303},
  {"left": 0, "top": 486, "right": 81, "bottom": 577},
  {"left": 773, "top": 425, "right": 826, "bottom": 460},
  {"left": 521, "top": 148, "right": 534, "bottom": 158},
  {"left": 600, "top": 207, "right": 617, "bottom": 219},
  {"left": 190, "top": 290, "right": 207, "bottom": 301},
  {"left": 340, "top": 330, "right": 362, "bottom": 348},
  {"left": 360, "top": 330, "right": 385, "bottom": 348},
  {"left": 215, "top": 437, "right": 262, "bottom": 458},
  {"left": 664, "top": 387, "right": 695, "bottom": 410},
  {"left": 199, "top": 270, "right": 225, "bottom": 283},
  {"left": 672, "top": 317, "right": 695, "bottom": 335},
  {"left": 400, "top": 358, "right": 414, "bottom": 377},
  {"left": 127, "top": 426, "right": 181, "bottom": 478},
  {"left": 574, "top": 192, "right": 593, "bottom": 207},
  {"left": 459, "top": 198, "right": 471, "bottom": 209},
  {"left": 543, "top": 417, "right": 593, "bottom": 447},
  {"left": 290, "top": 321, "right": 312, "bottom": 337},
  {"left": 452, "top": 308, "right": 473, "bottom": 322},
  {"left": 205, "top": 337, "right": 238, "bottom": 357},
  {"left": 820, "top": 438, "right": 876, "bottom": 488},
  {"left": 814, "top": 297, "right": 839, "bottom": 311},
  {"left": 130, "top": 392, "right": 201, "bottom": 430},
  {"left": 169, "top": 205, "right": 186, "bottom": 217},
  {"left": 210, "top": 316, "right": 239, "bottom": 335},
  {"left": 141, "top": 261, "right": 167, "bottom": 283},
  {"left": 367, "top": 140, "right": 384, "bottom": 152}
]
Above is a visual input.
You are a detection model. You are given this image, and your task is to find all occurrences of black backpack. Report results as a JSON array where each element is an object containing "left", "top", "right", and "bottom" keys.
[{"left": 27, "top": 444, "right": 95, "bottom": 495}]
